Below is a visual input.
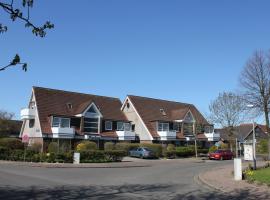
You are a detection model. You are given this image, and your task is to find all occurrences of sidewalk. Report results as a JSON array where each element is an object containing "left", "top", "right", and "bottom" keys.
[{"left": 198, "top": 160, "right": 270, "bottom": 197}]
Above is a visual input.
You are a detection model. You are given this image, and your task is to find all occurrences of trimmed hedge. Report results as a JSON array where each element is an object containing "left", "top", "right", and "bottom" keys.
[
  {"left": 104, "top": 142, "right": 115, "bottom": 150},
  {"left": 76, "top": 141, "right": 97, "bottom": 152},
  {"left": 0, "top": 138, "right": 24, "bottom": 150},
  {"left": 80, "top": 150, "right": 126, "bottom": 163}
]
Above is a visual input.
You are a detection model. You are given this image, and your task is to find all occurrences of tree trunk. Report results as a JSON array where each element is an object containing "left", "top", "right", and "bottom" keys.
[{"left": 263, "top": 106, "right": 270, "bottom": 160}]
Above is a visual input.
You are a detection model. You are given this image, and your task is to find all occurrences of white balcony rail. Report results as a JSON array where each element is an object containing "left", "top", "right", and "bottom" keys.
[
  {"left": 116, "top": 130, "right": 136, "bottom": 141},
  {"left": 204, "top": 132, "right": 220, "bottom": 142},
  {"left": 52, "top": 127, "right": 75, "bottom": 138},
  {"left": 21, "top": 108, "right": 35, "bottom": 120},
  {"left": 158, "top": 131, "right": 177, "bottom": 141}
]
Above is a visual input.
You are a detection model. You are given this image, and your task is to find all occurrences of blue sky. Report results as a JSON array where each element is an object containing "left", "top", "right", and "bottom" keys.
[{"left": 1, "top": 0, "right": 270, "bottom": 121}]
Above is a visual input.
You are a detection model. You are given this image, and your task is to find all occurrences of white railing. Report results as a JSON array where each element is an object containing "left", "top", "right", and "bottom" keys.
[
  {"left": 20, "top": 108, "right": 35, "bottom": 120},
  {"left": 116, "top": 131, "right": 136, "bottom": 141},
  {"left": 52, "top": 127, "right": 75, "bottom": 138},
  {"left": 158, "top": 131, "right": 177, "bottom": 141},
  {"left": 204, "top": 132, "right": 220, "bottom": 142}
]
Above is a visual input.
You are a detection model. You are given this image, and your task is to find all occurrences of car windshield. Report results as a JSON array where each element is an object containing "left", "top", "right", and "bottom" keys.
[{"left": 214, "top": 150, "right": 221, "bottom": 153}]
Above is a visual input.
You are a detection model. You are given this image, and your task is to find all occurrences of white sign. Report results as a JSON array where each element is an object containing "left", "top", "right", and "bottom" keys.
[
  {"left": 244, "top": 144, "right": 253, "bottom": 161},
  {"left": 73, "top": 153, "right": 80, "bottom": 164}
]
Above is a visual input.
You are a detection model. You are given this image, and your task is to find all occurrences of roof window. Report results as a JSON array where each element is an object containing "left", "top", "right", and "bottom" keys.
[{"left": 160, "top": 108, "right": 166, "bottom": 116}]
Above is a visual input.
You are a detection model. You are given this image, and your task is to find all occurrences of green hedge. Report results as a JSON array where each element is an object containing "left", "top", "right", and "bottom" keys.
[
  {"left": 0, "top": 138, "right": 24, "bottom": 150},
  {"left": 80, "top": 150, "right": 126, "bottom": 163}
]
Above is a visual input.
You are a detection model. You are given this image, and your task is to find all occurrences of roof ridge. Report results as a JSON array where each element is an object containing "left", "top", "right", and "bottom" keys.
[
  {"left": 33, "top": 86, "right": 120, "bottom": 101},
  {"left": 127, "top": 95, "right": 193, "bottom": 106}
]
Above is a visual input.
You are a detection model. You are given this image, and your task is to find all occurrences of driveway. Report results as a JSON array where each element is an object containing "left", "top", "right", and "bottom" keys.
[{"left": 0, "top": 159, "right": 259, "bottom": 199}]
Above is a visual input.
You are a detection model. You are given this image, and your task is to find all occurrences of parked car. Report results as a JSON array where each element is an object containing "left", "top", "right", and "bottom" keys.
[
  {"left": 129, "top": 147, "right": 156, "bottom": 159},
  {"left": 208, "top": 150, "right": 234, "bottom": 160}
]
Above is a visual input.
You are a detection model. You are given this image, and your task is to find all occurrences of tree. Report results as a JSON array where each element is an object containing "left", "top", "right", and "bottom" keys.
[
  {"left": 0, "top": 110, "right": 15, "bottom": 136},
  {"left": 209, "top": 92, "right": 247, "bottom": 150},
  {"left": 0, "top": 0, "right": 54, "bottom": 72},
  {"left": 239, "top": 50, "right": 270, "bottom": 159}
]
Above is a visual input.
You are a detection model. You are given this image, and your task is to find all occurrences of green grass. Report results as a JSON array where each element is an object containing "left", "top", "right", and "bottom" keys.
[{"left": 252, "top": 167, "right": 270, "bottom": 184}]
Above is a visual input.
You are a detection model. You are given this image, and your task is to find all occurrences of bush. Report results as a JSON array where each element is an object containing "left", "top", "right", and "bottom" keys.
[
  {"left": 48, "top": 142, "right": 58, "bottom": 154},
  {"left": 140, "top": 143, "right": 163, "bottom": 158},
  {"left": 197, "top": 149, "right": 209, "bottom": 154},
  {"left": 220, "top": 143, "right": 229, "bottom": 149},
  {"left": 115, "top": 143, "right": 140, "bottom": 153},
  {"left": 0, "top": 138, "right": 24, "bottom": 150},
  {"left": 163, "top": 150, "right": 176, "bottom": 159},
  {"left": 209, "top": 145, "right": 218, "bottom": 153},
  {"left": 175, "top": 146, "right": 195, "bottom": 157},
  {"left": 167, "top": 144, "right": 176, "bottom": 151},
  {"left": 76, "top": 141, "right": 97, "bottom": 152},
  {"left": 258, "top": 139, "right": 269, "bottom": 154},
  {"left": 104, "top": 142, "right": 115, "bottom": 151},
  {"left": 104, "top": 150, "right": 126, "bottom": 162},
  {"left": 28, "top": 143, "right": 42, "bottom": 153},
  {"left": 80, "top": 150, "right": 106, "bottom": 163}
]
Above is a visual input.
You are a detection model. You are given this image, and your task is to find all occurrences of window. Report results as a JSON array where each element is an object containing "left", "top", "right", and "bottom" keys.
[
  {"left": 105, "top": 121, "right": 112, "bottom": 131},
  {"left": 185, "top": 112, "right": 194, "bottom": 123},
  {"left": 117, "top": 122, "right": 124, "bottom": 131},
  {"left": 160, "top": 108, "right": 166, "bottom": 116},
  {"left": 204, "top": 126, "right": 214, "bottom": 133},
  {"left": 52, "top": 117, "right": 70, "bottom": 128},
  {"left": 124, "top": 123, "right": 131, "bottom": 131},
  {"left": 173, "top": 123, "right": 179, "bottom": 131},
  {"left": 29, "top": 119, "right": 35, "bottom": 128},
  {"left": 158, "top": 122, "right": 169, "bottom": 131},
  {"left": 87, "top": 106, "right": 97, "bottom": 113},
  {"left": 67, "top": 103, "right": 73, "bottom": 109},
  {"left": 84, "top": 117, "right": 99, "bottom": 133}
]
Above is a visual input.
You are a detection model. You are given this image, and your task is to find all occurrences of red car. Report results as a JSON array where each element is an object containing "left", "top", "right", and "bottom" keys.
[{"left": 209, "top": 150, "right": 234, "bottom": 160}]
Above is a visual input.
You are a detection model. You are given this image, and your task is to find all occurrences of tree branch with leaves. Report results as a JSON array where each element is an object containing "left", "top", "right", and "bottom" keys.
[{"left": 0, "top": 0, "right": 54, "bottom": 72}]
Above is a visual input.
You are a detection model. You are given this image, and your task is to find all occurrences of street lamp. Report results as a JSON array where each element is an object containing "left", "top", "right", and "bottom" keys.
[{"left": 246, "top": 104, "right": 257, "bottom": 170}]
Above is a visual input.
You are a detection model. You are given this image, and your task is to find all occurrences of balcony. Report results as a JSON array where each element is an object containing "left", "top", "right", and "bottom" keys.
[
  {"left": 205, "top": 132, "right": 220, "bottom": 142},
  {"left": 158, "top": 131, "right": 177, "bottom": 141},
  {"left": 21, "top": 108, "right": 35, "bottom": 120},
  {"left": 51, "top": 127, "right": 75, "bottom": 138},
  {"left": 116, "top": 131, "right": 136, "bottom": 141}
]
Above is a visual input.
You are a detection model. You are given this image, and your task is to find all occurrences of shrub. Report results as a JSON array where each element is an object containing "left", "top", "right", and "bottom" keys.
[
  {"left": 175, "top": 146, "right": 195, "bottom": 157},
  {"left": 197, "top": 149, "right": 209, "bottom": 154},
  {"left": 80, "top": 150, "right": 106, "bottom": 163},
  {"left": 220, "top": 143, "right": 229, "bottom": 149},
  {"left": 28, "top": 143, "right": 42, "bottom": 153},
  {"left": 48, "top": 142, "right": 58, "bottom": 154},
  {"left": 167, "top": 144, "right": 176, "bottom": 151},
  {"left": 47, "top": 152, "right": 57, "bottom": 163},
  {"left": 0, "top": 146, "right": 9, "bottom": 160},
  {"left": 76, "top": 141, "right": 97, "bottom": 152},
  {"left": 104, "top": 142, "right": 115, "bottom": 151},
  {"left": 163, "top": 150, "right": 176, "bottom": 159},
  {"left": 0, "top": 138, "right": 24, "bottom": 150},
  {"left": 209, "top": 145, "right": 218, "bottom": 153},
  {"left": 115, "top": 143, "right": 140, "bottom": 153},
  {"left": 104, "top": 150, "right": 126, "bottom": 162},
  {"left": 10, "top": 149, "right": 24, "bottom": 161}
]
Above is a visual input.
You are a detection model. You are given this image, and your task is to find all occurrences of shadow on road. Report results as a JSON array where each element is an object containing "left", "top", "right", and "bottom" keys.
[{"left": 0, "top": 184, "right": 269, "bottom": 200}]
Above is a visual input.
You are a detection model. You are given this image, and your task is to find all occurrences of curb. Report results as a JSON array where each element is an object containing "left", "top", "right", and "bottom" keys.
[{"left": 197, "top": 172, "right": 227, "bottom": 193}]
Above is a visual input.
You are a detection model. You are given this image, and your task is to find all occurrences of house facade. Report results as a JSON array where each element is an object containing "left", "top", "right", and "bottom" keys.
[
  {"left": 20, "top": 87, "right": 136, "bottom": 149},
  {"left": 121, "top": 95, "right": 218, "bottom": 145}
]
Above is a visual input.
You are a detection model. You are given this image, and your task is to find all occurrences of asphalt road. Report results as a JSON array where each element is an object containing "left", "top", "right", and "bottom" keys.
[{"left": 0, "top": 159, "right": 256, "bottom": 200}]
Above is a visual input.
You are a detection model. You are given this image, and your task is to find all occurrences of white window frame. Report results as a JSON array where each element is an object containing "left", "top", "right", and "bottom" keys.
[
  {"left": 52, "top": 117, "right": 70, "bottom": 128},
  {"left": 158, "top": 122, "right": 169, "bottom": 132},
  {"left": 117, "top": 122, "right": 124, "bottom": 131},
  {"left": 124, "top": 123, "right": 131, "bottom": 131},
  {"left": 105, "top": 121, "right": 112, "bottom": 131}
]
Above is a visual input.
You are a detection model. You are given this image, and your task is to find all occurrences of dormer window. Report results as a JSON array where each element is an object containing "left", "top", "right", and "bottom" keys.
[
  {"left": 160, "top": 108, "right": 166, "bottom": 116},
  {"left": 185, "top": 111, "right": 195, "bottom": 123},
  {"left": 105, "top": 121, "right": 112, "bottom": 131},
  {"left": 67, "top": 103, "right": 73, "bottom": 109},
  {"left": 52, "top": 117, "right": 70, "bottom": 128}
]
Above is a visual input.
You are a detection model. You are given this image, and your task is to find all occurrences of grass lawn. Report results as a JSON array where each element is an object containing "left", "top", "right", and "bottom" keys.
[{"left": 252, "top": 167, "right": 270, "bottom": 184}]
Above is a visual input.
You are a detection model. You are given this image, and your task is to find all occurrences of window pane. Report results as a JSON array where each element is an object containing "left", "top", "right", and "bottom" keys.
[
  {"left": 87, "top": 106, "right": 97, "bottom": 113},
  {"left": 84, "top": 123, "right": 99, "bottom": 128},
  {"left": 117, "top": 122, "right": 124, "bottom": 131},
  {"left": 105, "top": 121, "right": 112, "bottom": 130},
  {"left": 124, "top": 123, "right": 131, "bottom": 131},
  {"left": 158, "top": 123, "right": 162, "bottom": 131},
  {"left": 84, "top": 128, "right": 98, "bottom": 133},
  {"left": 52, "top": 117, "right": 60, "bottom": 127},
  {"left": 61, "top": 118, "right": 70, "bottom": 128},
  {"left": 163, "top": 123, "right": 169, "bottom": 131}
]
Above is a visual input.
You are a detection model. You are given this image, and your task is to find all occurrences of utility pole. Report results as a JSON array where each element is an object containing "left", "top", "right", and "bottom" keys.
[
  {"left": 193, "top": 122, "right": 198, "bottom": 158},
  {"left": 252, "top": 121, "right": 257, "bottom": 170}
]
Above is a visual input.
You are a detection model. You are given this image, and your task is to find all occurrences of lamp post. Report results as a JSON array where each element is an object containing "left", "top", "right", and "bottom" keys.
[{"left": 247, "top": 104, "right": 257, "bottom": 170}]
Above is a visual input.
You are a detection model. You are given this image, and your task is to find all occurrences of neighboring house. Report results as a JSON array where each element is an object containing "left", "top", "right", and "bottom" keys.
[
  {"left": 121, "top": 95, "right": 218, "bottom": 145},
  {"left": 20, "top": 87, "right": 136, "bottom": 149},
  {"left": 0, "top": 120, "right": 22, "bottom": 138},
  {"left": 217, "top": 124, "right": 268, "bottom": 144}
]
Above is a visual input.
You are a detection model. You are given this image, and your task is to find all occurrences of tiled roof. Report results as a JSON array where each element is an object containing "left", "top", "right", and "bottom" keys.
[
  {"left": 127, "top": 95, "right": 209, "bottom": 138},
  {"left": 33, "top": 87, "right": 128, "bottom": 134}
]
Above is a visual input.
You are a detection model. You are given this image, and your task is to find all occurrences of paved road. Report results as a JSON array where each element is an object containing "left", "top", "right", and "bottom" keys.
[{"left": 0, "top": 159, "right": 257, "bottom": 200}]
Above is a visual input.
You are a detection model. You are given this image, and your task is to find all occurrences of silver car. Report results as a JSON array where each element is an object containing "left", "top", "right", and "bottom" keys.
[{"left": 129, "top": 147, "right": 155, "bottom": 159}]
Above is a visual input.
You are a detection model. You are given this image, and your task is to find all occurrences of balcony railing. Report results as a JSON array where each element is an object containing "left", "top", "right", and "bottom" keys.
[
  {"left": 158, "top": 131, "right": 177, "bottom": 141},
  {"left": 116, "top": 130, "right": 136, "bottom": 141},
  {"left": 21, "top": 108, "right": 35, "bottom": 120},
  {"left": 204, "top": 132, "right": 220, "bottom": 142},
  {"left": 51, "top": 127, "right": 75, "bottom": 138}
]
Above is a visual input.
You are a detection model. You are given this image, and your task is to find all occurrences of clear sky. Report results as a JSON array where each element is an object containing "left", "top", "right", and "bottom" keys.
[{"left": 1, "top": 0, "right": 270, "bottom": 121}]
